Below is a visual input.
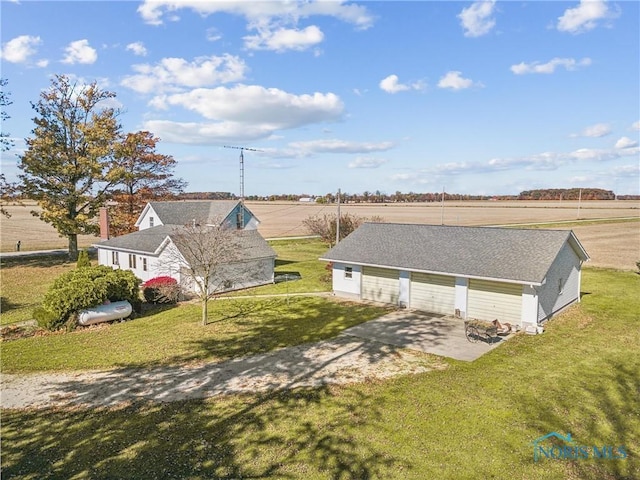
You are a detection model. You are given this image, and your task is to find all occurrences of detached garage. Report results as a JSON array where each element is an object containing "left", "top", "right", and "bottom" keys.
[
  {"left": 362, "top": 267, "right": 399, "bottom": 304},
  {"left": 410, "top": 273, "right": 455, "bottom": 314},
  {"left": 320, "top": 223, "right": 589, "bottom": 329}
]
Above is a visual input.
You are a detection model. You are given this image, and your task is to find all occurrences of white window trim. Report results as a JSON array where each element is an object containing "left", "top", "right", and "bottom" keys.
[{"left": 344, "top": 266, "right": 353, "bottom": 280}]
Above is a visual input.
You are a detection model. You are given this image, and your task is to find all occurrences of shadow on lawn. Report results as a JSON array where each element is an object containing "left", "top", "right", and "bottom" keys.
[
  {"left": 2, "top": 321, "right": 413, "bottom": 478},
  {"left": 515, "top": 357, "right": 638, "bottom": 479},
  {"left": 2, "top": 384, "right": 407, "bottom": 478}
]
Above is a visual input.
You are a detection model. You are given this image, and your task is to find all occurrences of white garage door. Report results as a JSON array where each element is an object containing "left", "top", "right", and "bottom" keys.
[
  {"left": 410, "top": 273, "right": 455, "bottom": 314},
  {"left": 361, "top": 267, "right": 399, "bottom": 305},
  {"left": 468, "top": 279, "right": 522, "bottom": 323}
]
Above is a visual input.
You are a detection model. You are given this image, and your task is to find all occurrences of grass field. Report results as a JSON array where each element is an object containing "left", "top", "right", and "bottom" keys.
[
  {"left": 2, "top": 200, "right": 639, "bottom": 269},
  {"left": 2, "top": 267, "right": 638, "bottom": 479}
]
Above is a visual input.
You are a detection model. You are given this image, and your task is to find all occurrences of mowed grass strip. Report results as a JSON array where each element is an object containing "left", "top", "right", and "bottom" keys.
[
  {"left": 224, "top": 238, "right": 332, "bottom": 296},
  {"left": 1, "top": 268, "right": 638, "bottom": 479},
  {"left": 0, "top": 238, "right": 330, "bottom": 327},
  {"left": 0, "top": 296, "right": 390, "bottom": 373},
  {"left": 0, "top": 255, "right": 78, "bottom": 325}
]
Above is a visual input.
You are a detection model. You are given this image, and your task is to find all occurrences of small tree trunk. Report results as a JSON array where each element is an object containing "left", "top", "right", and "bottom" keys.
[
  {"left": 202, "top": 298, "right": 208, "bottom": 326},
  {"left": 68, "top": 234, "right": 78, "bottom": 261}
]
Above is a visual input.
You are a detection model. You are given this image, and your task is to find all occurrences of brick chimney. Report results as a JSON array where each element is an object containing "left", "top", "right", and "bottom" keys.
[{"left": 99, "top": 207, "right": 110, "bottom": 240}]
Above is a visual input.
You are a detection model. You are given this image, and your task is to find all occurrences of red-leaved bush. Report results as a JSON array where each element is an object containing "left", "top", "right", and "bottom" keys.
[{"left": 142, "top": 276, "right": 180, "bottom": 304}]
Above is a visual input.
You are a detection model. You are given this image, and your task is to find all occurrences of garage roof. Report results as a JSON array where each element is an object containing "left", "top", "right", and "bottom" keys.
[{"left": 320, "top": 223, "right": 589, "bottom": 285}]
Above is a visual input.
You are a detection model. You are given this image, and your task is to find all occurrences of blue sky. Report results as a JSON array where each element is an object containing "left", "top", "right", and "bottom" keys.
[{"left": 1, "top": 0, "right": 638, "bottom": 196}]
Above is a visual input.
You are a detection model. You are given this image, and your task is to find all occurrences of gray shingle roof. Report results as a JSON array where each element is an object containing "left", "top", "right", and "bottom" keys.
[
  {"left": 320, "top": 223, "right": 589, "bottom": 285},
  {"left": 146, "top": 200, "right": 257, "bottom": 226},
  {"left": 97, "top": 226, "right": 276, "bottom": 261},
  {"left": 97, "top": 225, "right": 175, "bottom": 254}
]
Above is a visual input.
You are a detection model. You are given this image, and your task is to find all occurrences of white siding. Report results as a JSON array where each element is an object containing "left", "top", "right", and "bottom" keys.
[
  {"left": 455, "top": 277, "right": 469, "bottom": 318},
  {"left": 537, "top": 242, "right": 582, "bottom": 322},
  {"left": 398, "top": 271, "right": 410, "bottom": 308},
  {"left": 332, "top": 263, "right": 361, "bottom": 296},
  {"left": 410, "top": 272, "right": 456, "bottom": 314},
  {"left": 521, "top": 284, "right": 539, "bottom": 327},
  {"left": 468, "top": 279, "right": 523, "bottom": 324},
  {"left": 137, "top": 205, "right": 161, "bottom": 230},
  {"left": 361, "top": 266, "right": 400, "bottom": 305}
]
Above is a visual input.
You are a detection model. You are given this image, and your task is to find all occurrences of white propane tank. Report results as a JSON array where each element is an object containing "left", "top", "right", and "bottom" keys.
[{"left": 78, "top": 300, "right": 133, "bottom": 326}]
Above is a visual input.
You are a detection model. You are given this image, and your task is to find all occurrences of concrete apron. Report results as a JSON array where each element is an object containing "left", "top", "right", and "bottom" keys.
[{"left": 342, "top": 310, "right": 512, "bottom": 362}]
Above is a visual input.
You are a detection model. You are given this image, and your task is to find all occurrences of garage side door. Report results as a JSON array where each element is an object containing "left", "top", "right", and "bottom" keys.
[
  {"left": 361, "top": 267, "right": 399, "bottom": 305},
  {"left": 410, "top": 273, "right": 455, "bottom": 314},
  {"left": 468, "top": 279, "right": 522, "bottom": 323}
]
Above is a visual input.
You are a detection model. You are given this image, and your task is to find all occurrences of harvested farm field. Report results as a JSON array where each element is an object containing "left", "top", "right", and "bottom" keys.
[{"left": 1, "top": 200, "right": 638, "bottom": 270}]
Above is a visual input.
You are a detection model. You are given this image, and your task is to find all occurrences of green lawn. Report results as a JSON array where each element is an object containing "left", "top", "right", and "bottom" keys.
[
  {"left": 227, "top": 237, "right": 332, "bottom": 296},
  {"left": 0, "top": 296, "right": 389, "bottom": 373},
  {"left": 0, "top": 255, "right": 79, "bottom": 325},
  {"left": 2, "top": 268, "right": 638, "bottom": 479},
  {"left": 0, "top": 239, "right": 330, "bottom": 327}
]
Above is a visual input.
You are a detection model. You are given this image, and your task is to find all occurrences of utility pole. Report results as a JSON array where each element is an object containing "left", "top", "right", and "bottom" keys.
[
  {"left": 224, "top": 145, "right": 262, "bottom": 228},
  {"left": 440, "top": 186, "right": 445, "bottom": 225},
  {"left": 336, "top": 188, "right": 341, "bottom": 245},
  {"left": 577, "top": 188, "right": 582, "bottom": 219}
]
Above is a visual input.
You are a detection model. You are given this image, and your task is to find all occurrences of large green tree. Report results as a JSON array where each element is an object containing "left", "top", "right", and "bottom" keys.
[
  {"left": 108, "top": 131, "right": 186, "bottom": 236},
  {"left": 19, "top": 75, "right": 122, "bottom": 259}
]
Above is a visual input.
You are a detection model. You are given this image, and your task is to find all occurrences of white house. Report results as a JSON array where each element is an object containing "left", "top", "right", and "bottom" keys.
[
  {"left": 320, "top": 223, "right": 589, "bottom": 330},
  {"left": 95, "top": 200, "right": 276, "bottom": 293}
]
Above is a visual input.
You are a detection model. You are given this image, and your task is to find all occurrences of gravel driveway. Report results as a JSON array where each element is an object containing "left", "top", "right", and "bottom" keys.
[{"left": 1, "top": 330, "right": 444, "bottom": 410}]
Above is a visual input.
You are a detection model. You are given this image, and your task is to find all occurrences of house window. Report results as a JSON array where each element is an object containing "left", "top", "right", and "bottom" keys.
[
  {"left": 149, "top": 216, "right": 154, "bottom": 227},
  {"left": 129, "top": 254, "right": 137, "bottom": 269},
  {"left": 558, "top": 278, "right": 564, "bottom": 294},
  {"left": 111, "top": 251, "right": 119, "bottom": 265},
  {"left": 345, "top": 266, "right": 353, "bottom": 279},
  {"left": 142, "top": 257, "right": 148, "bottom": 272}
]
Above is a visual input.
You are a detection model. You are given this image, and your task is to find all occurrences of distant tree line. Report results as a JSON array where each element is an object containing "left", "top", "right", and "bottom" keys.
[
  {"left": 176, "top": 188, "right": 637, "bottom": 203},
  {"left": 517, "top": 188, "right": 616, "bottom": 200}
]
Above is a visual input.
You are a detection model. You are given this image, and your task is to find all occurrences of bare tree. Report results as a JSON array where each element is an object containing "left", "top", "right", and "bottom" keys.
[
  {"left": 166, "top": 222, "right": 250, "bottom": 326},
  {"left": 303, "top": 213, "right": 384, "bottom": 246}
]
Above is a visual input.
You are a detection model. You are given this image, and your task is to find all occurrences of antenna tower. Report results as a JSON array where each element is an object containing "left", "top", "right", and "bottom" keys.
[{"left": 223, "top": 145, "right": 263, "bottom": 227}]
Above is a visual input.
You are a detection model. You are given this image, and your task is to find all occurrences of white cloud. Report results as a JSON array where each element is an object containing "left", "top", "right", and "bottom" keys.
[
  {"left": 140, "top": 86, "right": 344, "bottom": 145},
  {"left": 287, "top": 139, "right": 394, "bottom": 156},
  {"left": 437, "top": 71, "right": 479, "bottom": 90},
  {"left": 379, "top": 74, "right": 424, "bottom": 94},
  {"left": 511, "top": 57, "right": 592, "bottom": 75},
  {"left": 571, "top": 123, "right": 612, "bottom": 138},
  {"left": 244, "top": 25, "right": 324, "bottom": 52},
  {"left": 142, "top": 119, "right": 273, "bottom": 144},
  {"left": 348, "top": 157, "right": 388, "bottom": 168},
  {"left": 458, "top": 0, "right": 496, "bottom": 37},
  {"left": 557, "top": 0, "right": 618, "bottom": 34},
  {"left": 138, "top": 0, "right": 372, "bottom": 52},
  {"left": 631, "top": 121, "right": 640, "bottom": 131},
  {"left": 613, "top": 164, "right": 640, "bottom": 175},
  {"left": 614, "top": 136, "right": 638, "bottom": 149},
  {"left": 206, "top": 27, "right": 222, "bottom": 42},
  {"left": 126, "top": 42, "right": 147, "bottom": 56},
  {"left": 393, "top": 143, "right": 639, "bottom": 185},
  {"left": 138, "top": 0, "right": 374, "bottom": 29},
  {"left": 159, "top": 85, "right": 343, "bottom": 125},
  {"left": 0, "top": 35, "right": 41, "bottom": 63},
  {"left": 62, "top": 39, "right": 97, "bottom": 64},
  {"left": 121, "top": 54, "right": 247, "bottom": 93}
]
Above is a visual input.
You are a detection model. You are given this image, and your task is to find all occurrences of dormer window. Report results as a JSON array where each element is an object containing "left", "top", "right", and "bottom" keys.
[{"left": 149, "top": 216, "right": 154, "bottom": 227}]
